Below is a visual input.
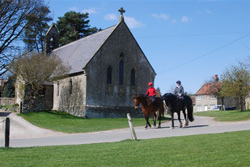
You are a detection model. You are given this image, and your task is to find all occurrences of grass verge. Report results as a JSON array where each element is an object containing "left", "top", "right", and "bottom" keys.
[
  {"left": 0, "top": 130, "right": 250, "bottom": 167},
  {"left": 18, "top": 110, "right": 169, "bottom": 133},
  {"left": 194, "top": 110, "right": 250, "bottom": 122}
]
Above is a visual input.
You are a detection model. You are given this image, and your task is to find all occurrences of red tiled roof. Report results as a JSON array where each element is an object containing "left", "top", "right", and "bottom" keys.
[{"left": 195, "top": 82, "right": 221, "bottom": 95}]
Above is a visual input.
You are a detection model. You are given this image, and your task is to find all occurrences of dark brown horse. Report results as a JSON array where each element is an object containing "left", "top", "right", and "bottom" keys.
[{"left": 133, "top": 94, "right": 164, "bottom": 129}]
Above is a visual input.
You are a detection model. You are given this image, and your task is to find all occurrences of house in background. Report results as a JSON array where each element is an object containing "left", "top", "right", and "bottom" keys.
[{"left": 194, "top": 75, "right": 240, "bottom": 112}]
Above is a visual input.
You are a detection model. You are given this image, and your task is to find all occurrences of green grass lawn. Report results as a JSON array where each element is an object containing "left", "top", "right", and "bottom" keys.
[
  {"left": 0, "top": 130, "right": 250, "bottom": 167},
  {"left": 18, "top": 110, "right": 169, "bottom": 133},
  {"left": 194, "top": 110, "right": 250, "bottom": 122}
]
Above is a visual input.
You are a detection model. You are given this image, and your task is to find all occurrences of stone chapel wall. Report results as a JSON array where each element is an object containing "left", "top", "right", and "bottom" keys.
[
  {"left": 84, "top": 21, "right": 155, "bottom": 118},
  {"left": 53, "top": 73, "right": 87, "bottom": 117}
]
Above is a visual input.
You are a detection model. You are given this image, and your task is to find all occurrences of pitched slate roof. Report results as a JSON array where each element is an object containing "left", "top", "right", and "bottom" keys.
[
  {"left": 52, "top": 25, "right": 117, "bottom": 74},
  {"left": 195, "top": 82, "right": 221, "bottom": 95}
]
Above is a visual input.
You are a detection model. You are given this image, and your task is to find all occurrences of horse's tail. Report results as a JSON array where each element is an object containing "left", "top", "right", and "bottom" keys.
[
  {"left": 184, "top": 95, "right": 194, "bottom": 122},
  {"left": 187, "top": 105, "right": 194, "bottom": 122}
]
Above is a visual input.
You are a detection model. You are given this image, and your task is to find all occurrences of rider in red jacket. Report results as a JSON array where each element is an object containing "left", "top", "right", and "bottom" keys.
[{"left": 146, "top": 82, "right": 157, "bottom": 97}]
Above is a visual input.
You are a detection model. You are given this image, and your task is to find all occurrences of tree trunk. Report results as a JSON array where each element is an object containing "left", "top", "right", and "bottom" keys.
[{"left": 239, "top": 96, "right": 245, "bottom": 111}]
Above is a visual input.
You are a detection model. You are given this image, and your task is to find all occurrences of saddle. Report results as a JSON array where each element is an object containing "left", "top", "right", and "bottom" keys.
[{"left": 146, "top": 96, "right": 156, "bottom": 104}]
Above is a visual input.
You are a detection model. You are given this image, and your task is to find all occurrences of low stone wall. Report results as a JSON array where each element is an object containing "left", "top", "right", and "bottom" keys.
[
  {"left": 0, "top": 97, "right": 15, "bottom": 106},
  {"left": 85, "top": 105, "right": 144, "bottom": 118}
]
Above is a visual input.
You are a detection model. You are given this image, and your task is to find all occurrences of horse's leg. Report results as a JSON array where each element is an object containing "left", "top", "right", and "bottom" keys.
[
  {"left": 144, "top": 114, "right": 151, "bottom": 129},
  {"left": 178, "top": 111, "right": 183, "bottom": 128},
  {"left": 153, "top": 112, "right": 157, "bottom": 128},
  {"left": 158, "top": 107, "right": 162, "bottom": 128},
  {"left": 147, "top": 116, "right": 151, "bottom": 128},
  {"left": 170, "top": 112, "right": 174, "bottom": 129},
  {"left": 182, "top": 109, "right": 188, "bottom": 127}
]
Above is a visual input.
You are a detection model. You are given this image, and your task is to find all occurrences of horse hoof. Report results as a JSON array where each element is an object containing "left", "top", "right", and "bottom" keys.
[
  {"left": 179, "top": 123, "right": 183, "bottom": 128},
  {"left": 170, "top": 126, "right": 174, "bottom": 129},
  {"left": 158, "top": 125, "right": 161, "bottom": 128}
]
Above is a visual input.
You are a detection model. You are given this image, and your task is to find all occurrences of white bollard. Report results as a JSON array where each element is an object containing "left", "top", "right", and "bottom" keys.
[{"left": 127, "top": 113, "right": 137, "bottom": 140}]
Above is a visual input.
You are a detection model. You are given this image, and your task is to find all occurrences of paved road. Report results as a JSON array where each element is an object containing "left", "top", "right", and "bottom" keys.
[{"left": 0, "top": 111, "right": 250, "bottom": 148}]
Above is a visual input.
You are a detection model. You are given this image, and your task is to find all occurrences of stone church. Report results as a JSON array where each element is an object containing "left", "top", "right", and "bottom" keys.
[{"left": 47, "top": 8, "right": 156, "bottom": 118}]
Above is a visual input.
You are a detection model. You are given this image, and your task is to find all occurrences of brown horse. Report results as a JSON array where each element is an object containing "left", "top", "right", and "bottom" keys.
[{"left": 133, "top": 94, "right": 164, "bottom": 129}]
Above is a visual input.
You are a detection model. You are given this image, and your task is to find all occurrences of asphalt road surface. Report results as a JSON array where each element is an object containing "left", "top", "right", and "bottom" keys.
[{"left": 0, "top": 111, "right": 250, "bottom": 148}]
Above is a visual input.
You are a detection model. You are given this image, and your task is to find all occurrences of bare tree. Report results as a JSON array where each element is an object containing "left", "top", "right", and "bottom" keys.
[
  {"left": 0, "top": 0, "right": 45, "bottom": 76},
  {"left": 10, "top": 52, "right": 70, "bottom": 96}
]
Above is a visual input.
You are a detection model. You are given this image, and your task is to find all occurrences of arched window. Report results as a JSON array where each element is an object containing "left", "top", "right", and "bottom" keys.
[
  {"left": 69, "top": 79, "right": 72, "bottom": 94},
  {"left": 107, "top": 66, "right": 112, "bottom": 84},
  {"left": 50, "top": 37, "right": 55, "bottom": 50},
  {"left": 119, "top": 60, "right": 124, "bottom": 85},
  {"left": 57, "top": 81, "right": 60, "bottom": 96},
  {"left": 131, "top": 68, "right": 135, "bottom": 86}
]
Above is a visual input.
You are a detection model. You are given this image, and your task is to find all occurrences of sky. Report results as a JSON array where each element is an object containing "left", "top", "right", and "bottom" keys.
[{"left": 46, "top": 0, "right": 250, "bottom": 94}]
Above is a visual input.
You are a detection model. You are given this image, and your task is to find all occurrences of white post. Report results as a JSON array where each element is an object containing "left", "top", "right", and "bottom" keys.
[{"left": 127, "top": 113, "right": 137, "bottom": 140}]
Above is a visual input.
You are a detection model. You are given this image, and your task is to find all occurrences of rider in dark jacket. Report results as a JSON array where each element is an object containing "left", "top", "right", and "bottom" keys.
[{"left": 174, "top": 80, "right": 184, "bottom": 99}]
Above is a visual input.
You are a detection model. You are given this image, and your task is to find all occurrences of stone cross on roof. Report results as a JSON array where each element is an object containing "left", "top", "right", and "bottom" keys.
[
  {"left": 118, "top": 7, "right": 125, "bottom": 16},
  {"left": 118, "top": 7, "right": 125, "bottom": 22}
]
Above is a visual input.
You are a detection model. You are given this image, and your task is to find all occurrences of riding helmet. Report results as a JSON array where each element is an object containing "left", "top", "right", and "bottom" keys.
[
  {"left": 176, "top": 80, "right": 181, "bottom": 85},
  {"left": 148, "top": 82, "right": 153, "bottom": 86}
]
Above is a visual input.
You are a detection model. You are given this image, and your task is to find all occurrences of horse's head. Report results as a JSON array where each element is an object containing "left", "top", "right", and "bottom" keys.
[{"left": 133, "top": 94, "right": 145, "bottom": 109}]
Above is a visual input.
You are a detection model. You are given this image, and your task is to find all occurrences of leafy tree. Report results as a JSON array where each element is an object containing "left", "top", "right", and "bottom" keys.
[
  {"left": 10, "top": 52, "right": 71, "bottom": 96},
  {"left": 23, "top": 4, "right": 52, "bottom": 53},
  {"left": 56, "top": 11, "right": 99, "bottom": 46},
  {"left": 156, "top": 87, "right": 161, "bottom": 97},
  {"left": 0, "top": 0, "right": 47, "bottom": 76},
  {"left": 220, "top": 63, "right": 250, "bottom": 111},
  {"left": 2, "top": 76, "right": 15, "bottom": 97}
]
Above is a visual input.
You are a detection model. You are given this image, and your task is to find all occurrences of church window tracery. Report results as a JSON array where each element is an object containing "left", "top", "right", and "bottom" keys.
[
  {"left": 131, "top": 68, "right": 135, "bottom": 86},
  {"left": 107, "top": 66, "right": 112, "bottom": 84},
  {"left": 119, "top": 60, "right": 124, "bottom": 85}
]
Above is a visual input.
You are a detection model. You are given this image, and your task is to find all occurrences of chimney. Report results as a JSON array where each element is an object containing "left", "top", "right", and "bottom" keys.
[{"left": 214, "top": 74, "right": 219, "bottom": 82}]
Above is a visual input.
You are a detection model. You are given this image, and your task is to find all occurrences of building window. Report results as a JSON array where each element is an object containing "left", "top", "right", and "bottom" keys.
[
  {"left": 57, "top": 81, "right": 59, "bottom": 96},
  {"left": 197, "top": 95, "right": 202, "bottom": 100},
  {"left": 210, "top": 94, "right": 216, "bottom": 99},
  {"left": 131, "top": 68, "right": 135, "bottom": 86},
  {"left": 210, "top": 104, "right": 215, "bottom": 110},
  {"left": 197, "top": 105, "right": 202, "bottom": 111},
  {"left": 69, "top": 79, "right": 72, "bottom": 94},
  {"left": 107, "top": 66, "right": 112, "bottom": 84},
  {"left": 119, "top": 60, "right": 124, "bottom": 85}
]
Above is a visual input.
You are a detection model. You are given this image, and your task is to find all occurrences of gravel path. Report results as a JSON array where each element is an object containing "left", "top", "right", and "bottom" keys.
[{"left": 0, "top": 110, "right": 250, "bottom": 148}]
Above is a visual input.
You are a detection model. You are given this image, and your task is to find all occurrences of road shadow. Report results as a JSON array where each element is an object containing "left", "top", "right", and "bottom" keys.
[
  {"left": 157, "top": 124, "right": 209, "bottom": 129},
  {"left": 183, "top": 125, "right": 209, "bottom": 128},
  {"left": 0, "top": 112, "right": 11, "bottom": 117}
]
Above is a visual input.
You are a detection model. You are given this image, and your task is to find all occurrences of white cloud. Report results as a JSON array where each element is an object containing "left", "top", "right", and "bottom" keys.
[
  {"left": 181, "top": 16, "right": 189, "bottom": 23},
  {"left": 69, "top": 7, "right": 78, "bottom": 12},
  {"left": 205, "top": 9, "right": 213, "bottom": 15},
  {"left": 171, "top": 19, "right": 177, "bottom": 24},
  {"left": 82, "top": 7, "right": 97, "bottom": 14},
  {"left": 152, "top": 13, "right": 169, "bottom": 20},
  {"left": 104, "top": 14, "right": 144, "bottom": 29},
  {"left": 124, "top": 16, "right": 144, "bottom": 28},
  {"left": 104, "top": 13, "right": 118, "bottom": 21}
]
